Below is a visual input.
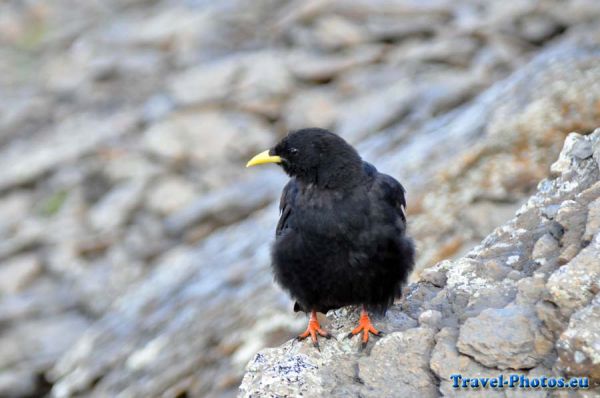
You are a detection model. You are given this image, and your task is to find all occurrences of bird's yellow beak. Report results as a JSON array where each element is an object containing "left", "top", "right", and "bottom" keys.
[{"left": 246, "top": 150, "right": 282, "bottom": 167}]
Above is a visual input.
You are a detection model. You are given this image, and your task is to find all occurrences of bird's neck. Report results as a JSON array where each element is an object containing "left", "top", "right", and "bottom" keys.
[{"left": 305, "top": 159, "right": 365, "bottom": 190}]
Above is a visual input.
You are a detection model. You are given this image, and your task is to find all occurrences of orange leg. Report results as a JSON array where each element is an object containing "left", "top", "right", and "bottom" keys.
[
  {"left": 347, "top": 306, "right": 382, "bottom": 349},
  {"left": 297, "top": 310, "right": 331, "bottom": 348}
]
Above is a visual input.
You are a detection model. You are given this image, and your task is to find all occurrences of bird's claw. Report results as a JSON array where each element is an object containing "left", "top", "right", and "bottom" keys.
[
  {"left": 348, "top": 309, "right": 382, "bottom": 349},
  {"left": 297, "top": 313, "right": 330, "bottom": 349}
]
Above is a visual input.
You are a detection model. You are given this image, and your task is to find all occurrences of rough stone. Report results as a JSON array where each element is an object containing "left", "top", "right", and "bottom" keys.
[
  {"left": 146, "top": 177, "right": 197, "bottom": 216},
  {"left": 556, "top": 294, "right": 600, "bottom": 382},
  {"left": 0, "top": 253, "right": 42, "bottom": 295},
  {"left": 546, "top": 232, "right": 600, "bottom": 317},
  {"left": 89, "top": 180, "right": 146, "bottom": 232},
  {"left": 583, "top": 197, "right": 600, "bottom": 243},
  {"left": 357, "top": 328, "right": 438, "bottom": 398},
  {"left": 0, "top": 113, "right": 136, "bottom": 191},
  {"left": 286, "top": 46, "right": 383, "bottom": 82},
  {"left": 457, "top": 305, "right": 549, "bottom": 370},
  {"left": 143, "top": 110, "right": 273, "bottom": 167},
  {"left": 168, "top": 51, "right": 294, "bottom": 116}
]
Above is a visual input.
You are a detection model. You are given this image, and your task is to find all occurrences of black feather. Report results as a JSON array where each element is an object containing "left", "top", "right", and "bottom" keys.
[{"left": 269, "top": 128, "right": 415, "bottom": 315}]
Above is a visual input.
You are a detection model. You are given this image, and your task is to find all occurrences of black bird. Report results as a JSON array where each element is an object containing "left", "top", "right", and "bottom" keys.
[{"left": 246, "top": 128, "right": 415, "bottom": 348}]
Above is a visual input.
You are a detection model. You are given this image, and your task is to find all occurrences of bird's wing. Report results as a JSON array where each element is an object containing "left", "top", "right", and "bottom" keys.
[
  {"left": 373, "top": 169, "right": 407, "bottom": 224},
  {"left": 276, "top": 179, "right": 298, "bottom": 236}
]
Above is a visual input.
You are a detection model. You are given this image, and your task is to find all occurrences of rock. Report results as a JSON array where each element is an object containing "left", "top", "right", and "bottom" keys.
[
  {"left": 168, "top": 58, "right": 238, "bottom": 106},
  {"left": 556, "top": 294, "right": 600, "bottom": 382},
  {"left": 515, "top": 274, "right": 546, "bottom": 305},
  {"left": 282, "top": 88, "right": 338, "bottom": 131},
  {"left": 418, "top": 309, "right": 442, "bottom": 329},
  {"left": 531, "top": 233, "right": 559, "bottom": 261},
  {"left": 168, "top": 51, "right": 294, "bottom": 116},
  {"left": 0, "top": 313, "right": 89, "bottom": 397},
  {"left": 0, "top": 369, "right": 39, "bottom": 398},
  {"left": 0, "top": 253, "right": 42, "bottom": 295},
  {"left": 419, "top": 260, "right": 450, "bottom": 287},
  {"left": 363, "top": 15, "right": 443, "bottom": 41},
  {"left": 312, "top": 15, "right": 369, "bottom": 50},
  {"left": 142, "top": 110, "right": 273, "bottom": 167},
  {"left": 0, "top": 113, "right": 137, "bottom": 191},
  {"left": 146, "top": 177, "right": 197, "bottom": 216},
  {"left": 457, "top": 305, "right": 549, "bottom": 370},
  {"left": 555, "top": 199, "right": 587, "bottom": 249},
  {"left": 127, "top": 7, "right": 213, "bottom": 54},
  {"left": 335, "top": 80, "right": 415, "bottom": 143},
  {"left": 430, "top": 327, "right": 504, "bottom": 398},
  {"left": 357, "top": 328, "right": 438, "bottom": 398},
  {"left": 89, "top": 180, "right": 146, "bottom": 232},
  {"left": 0, "top": 191, "right": 33, "bottom": 233},
  {"left": 103, "top": 152, "right": 162, "bottom": 183},
  {"left": 397, "top": 29, "right": 600, "bottom": 273},
  {"left": 546, "top": 232, "right": 600, "bottom": 317},
  {"left": 386, "top": 36, "right": 479, "bottom": 66},
  {"left": 583, "top": 197, "right": 600, "bottom": 243},
  {"left": 552, "top": 136, "right": 596, "bottom": 176},
  {"left": 164, "top": 170, "right": 285, "bottom": 235},
  {"left": 286, "top": 45, "right": 383, "bottom": 82}
]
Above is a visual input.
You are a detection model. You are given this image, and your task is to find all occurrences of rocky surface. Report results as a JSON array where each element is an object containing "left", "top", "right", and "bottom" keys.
[
  {"left": 240, "top": 130, "right": 600, "bottom": 397},
  {"left": 2, "top": 0, "right": 600, "bottom": 397}
]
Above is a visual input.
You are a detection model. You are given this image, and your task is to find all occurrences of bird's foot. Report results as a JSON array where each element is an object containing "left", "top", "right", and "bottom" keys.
[
  {"left": 346, "top": 309, "right": 381, "bottom": 349},
  {"left": 297, "top": 311, "right": 331, "bottom": 349}
]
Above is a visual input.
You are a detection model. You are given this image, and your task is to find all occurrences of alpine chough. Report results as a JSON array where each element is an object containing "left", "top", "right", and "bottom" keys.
[{"left": 246, "top": 128, "right": 415, "bottom": 348}]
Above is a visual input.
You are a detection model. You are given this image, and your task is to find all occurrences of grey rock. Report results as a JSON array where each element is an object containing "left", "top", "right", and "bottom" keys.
[
  {"left": 335, "top": 80, "right": 415, "bottom": 143},
  {"left": 0, "top": 253, "right": 42, "bottom": 295},
  {"left": 0, "top": 369, "right": 39, "bottom": 398},
  {"left": 419, "top": 260, "right": 450, "bottom": 287},
  {"left": 0, "top": 113, "right": 137, "bottom": 191},
  {"left": 0, "top": 313, "right": 89, "bottom": 397},
  {"left": 418, "top": 309, "right": 442, "bottom": 329},
  {"left": 555, "top": 199, "right": 587, "bottom": 250},
  {"left": 516, "top": 274, "right": 547, "bottom": 306},
  {"left": 164, "top": 170, "right": 285, "bottom": 235},
  {"left": 532, "top": 233, "right": 560, "bottom": 262},
  {"left": 286, "top": 45, "right": 383, "bottom": 82},
  {"left": 546, "top": 232, "right": 600, "bottom": 317},
  {"left": 552, "top": 133, "right": 594, "bottom": 175},
  {"left": 0, "top": 191, "right": 33, "bottom": 233},
  {"left": 556, "top": 294, "right": 600, "bottom": 382},
  {"left": 583, "top": 197, "right": 600, "bottom": 243},
  {"left": 282, "top": 88, "right": 338, "bottom": 131},
  {"left": 169, "top": 51, "right": 294, "bottom": 116},
  {"left": 312, "top": 15, "right": 369, "bottom": 50},
  {"left": 146, "top": 177, "right": 198, "bottom": 216},
  {"left": 143, "top": 110, "right": 273, "bottom": 167},
  {"left": 430, "top": 327, "right": 505, "bottom": 398},
  {"left": 89, "top": 180, "right": 146, "bottom": 232},
  {"left": 357, "top": 328, "right": 438, "bottom": 398},
  {"left": 457, "top": 305, "right": 550, "bottom": 370}
]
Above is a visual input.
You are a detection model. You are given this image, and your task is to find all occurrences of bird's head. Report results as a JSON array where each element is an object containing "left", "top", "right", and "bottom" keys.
[{"left": 246, "top": 128, "right": 363, "bottom": 188}]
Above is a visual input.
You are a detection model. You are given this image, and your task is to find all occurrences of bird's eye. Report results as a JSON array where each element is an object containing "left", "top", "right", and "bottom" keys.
[{"left": 289, "top": 148, "right": 298, "bottom": 155}]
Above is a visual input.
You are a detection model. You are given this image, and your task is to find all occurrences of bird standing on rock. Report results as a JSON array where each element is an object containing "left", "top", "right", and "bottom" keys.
[{"left": 246, "top": 128, "right": 415, "bottom": 349}]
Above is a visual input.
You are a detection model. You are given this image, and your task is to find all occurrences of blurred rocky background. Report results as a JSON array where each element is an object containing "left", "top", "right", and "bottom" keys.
[{"left": 1, "top": 0, "right": 600, "bottom": 397}]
